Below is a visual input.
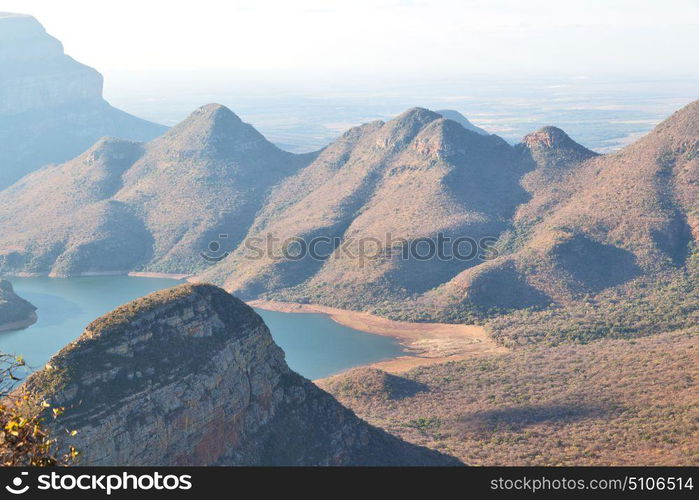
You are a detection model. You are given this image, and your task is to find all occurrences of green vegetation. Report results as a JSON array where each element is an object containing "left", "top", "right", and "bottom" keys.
[{"left": 487, "top": 247, "right": 699, "bottom": 346}]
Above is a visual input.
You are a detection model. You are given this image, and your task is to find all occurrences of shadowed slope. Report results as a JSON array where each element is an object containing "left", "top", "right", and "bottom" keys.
[
  {"left": 429, "top": 101, "right": 698, "bottom": 313},
  {"left": 436, "top": 110, "right": 489, "bottom": 135},
  {"left": 201, "top": 108, "right": 529, "bottom": 307}
]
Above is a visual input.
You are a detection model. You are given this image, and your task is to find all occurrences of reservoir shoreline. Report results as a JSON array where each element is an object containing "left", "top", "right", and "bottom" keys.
[
  {"left": 2, "top": 272, "right": 506, "bottom": 374},
  {"left": 247, "top": 299, "right": 508, "bottom": 374}
]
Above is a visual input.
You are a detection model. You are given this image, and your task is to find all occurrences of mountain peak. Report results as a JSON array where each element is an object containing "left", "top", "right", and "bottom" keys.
[
  {"left": 520, "top": 126, "right": 597, "bottom": 169},
  {"left": 436, "top": 109, "right": 489, "bottom": 135},
  {"left": 79, "top": 137, "right": 144, "bottom": 166},
  {"left": 178, "top": 103, "right": 245, "bottom": 132},
  {"left": 155, "top": 103, "right": 272, "bottom": 156},
  {"left": 376, "top": 107, "right": 442, "bottom": 148},
  {"left": 393, "top": 107, "right": 442, "bottom": 124},
  {"left": 0, "top": 12, "right": 33, "bottom": 17},
  {"left": 0, "top": 13, "right": 44, "bottom": 39},
  {"left": 650, "top": 99, "right": 699, "bottom": 140},
  {"left": 191, "top": 102, "right": 242, "bottom": 121},
  {"left": 0, "top": 12, "right": 166, "bottom": 188},
  {"left": 523, "top": 126, "right": 574, "bottom": 149}
]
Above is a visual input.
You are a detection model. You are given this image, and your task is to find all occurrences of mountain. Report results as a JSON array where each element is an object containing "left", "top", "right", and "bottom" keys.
[
  {"left": 436, "top": 110, "right": 489, "bottom": 136},
  {"left": 0, "top": 279, "right": 36, "bottom": 331},
  {"left": 0, "top": 104, "right": 315, "bottom": 276},
  {"left": 197, "top": 101, "right": 697, "bottom": 338},
  {"left": 1, "top": 100, "right": 697, "bottom": 342},
  {"left": 0, "top": 13, "right": 166, "bottom": 189},
  {"left": 429, "top": 100, "right": 698, "bottom": 315},
  {"left": 17, "top": 283, "right": 461, "bottom": 466},
  {"left": 200, "top": 108, "right": 529, "bottom": 311}
]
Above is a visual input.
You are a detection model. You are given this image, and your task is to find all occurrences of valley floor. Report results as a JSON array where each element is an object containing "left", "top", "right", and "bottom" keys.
[
  {"left": 319, "top": 328, "right": 699, "bottom": 465},
  {"left": 248, "top": 299, "right": 507, "bottom": 373}
]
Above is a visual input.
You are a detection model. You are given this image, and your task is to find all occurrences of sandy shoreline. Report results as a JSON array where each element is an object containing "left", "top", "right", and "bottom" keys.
[
  {"left": 0, "top": 311, "right": 38, "bottom": 332},
  {"left": 247, "top": 299, "right": 508, "bottom": 374}
]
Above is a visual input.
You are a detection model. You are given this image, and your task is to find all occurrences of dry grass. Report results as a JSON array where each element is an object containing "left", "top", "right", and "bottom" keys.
[{"left": 319, "top": 328, "right": 699, "bottom": 465}]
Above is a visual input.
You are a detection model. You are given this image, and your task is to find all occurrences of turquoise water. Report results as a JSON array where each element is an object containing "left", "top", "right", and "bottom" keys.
[{"left": 0, "top": 276, "right": 406, "bottom": 380}]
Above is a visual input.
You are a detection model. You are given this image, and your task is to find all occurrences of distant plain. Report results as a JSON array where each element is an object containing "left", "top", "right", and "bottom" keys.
[{"left": 106, "top": 72, "right": 699, "bottom": 153}]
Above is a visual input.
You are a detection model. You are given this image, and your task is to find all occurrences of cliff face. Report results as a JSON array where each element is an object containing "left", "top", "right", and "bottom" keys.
[
  {"left": 0, "top": 13, "right": 167, "bottom": 189},
  {"left": 0, "top": 13, "right": 103, "bottom": 114},
  {"left": 20, "top": 284, "right": 460, "bottom": 466},
  {"left": 0, "top": 279, "right": 37, "bottom": 331}
]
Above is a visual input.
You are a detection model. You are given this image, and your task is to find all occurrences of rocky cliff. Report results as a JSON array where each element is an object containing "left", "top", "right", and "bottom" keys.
[
  {"left": 0, "top": 279, "right": 37, "bottom": 331},
  {"left": 0, "top": 12, "right": 103, "bottom": 114},
  {"left": 19, "top": 284, "right": 460, "bottom": 466},
  {"left": 0, "top": 13, "right": 167, "bottom": 188}
]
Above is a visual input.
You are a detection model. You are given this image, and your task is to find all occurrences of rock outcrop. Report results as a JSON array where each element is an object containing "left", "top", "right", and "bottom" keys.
[
  {"left": 0, "top": 279, "right": 37, "bottom": 332},
  {"left": 0, "top": 12, "right": 167, "bottom": 189},
  {"left": 19, "top": 284, "right": 460, "bottom": 466}
]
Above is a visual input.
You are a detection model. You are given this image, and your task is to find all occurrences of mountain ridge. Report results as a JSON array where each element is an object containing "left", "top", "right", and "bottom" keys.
[
  {"left": 436, "top": 109, "right": 490, "bottom": 136},
  {"left": 0, "top": 103, "right": 317, "bottom": 276},
  {"left": 0, "top": 99, "right": 696, "bottom": 346}
]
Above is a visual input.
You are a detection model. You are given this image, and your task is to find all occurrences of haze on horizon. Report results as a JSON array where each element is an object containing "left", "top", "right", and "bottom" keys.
[{"left": 2, "top": 0, "right": 698, "bottom": 83}]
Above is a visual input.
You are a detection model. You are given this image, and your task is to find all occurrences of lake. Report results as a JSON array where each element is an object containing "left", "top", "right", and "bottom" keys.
[{"left": 0, "top": 276, "right": 407, "bottom": 380}]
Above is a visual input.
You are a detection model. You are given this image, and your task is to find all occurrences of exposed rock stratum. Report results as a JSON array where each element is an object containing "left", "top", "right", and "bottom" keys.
[{"left": 19, "top": 284, "right": 460, "bottom": 466}]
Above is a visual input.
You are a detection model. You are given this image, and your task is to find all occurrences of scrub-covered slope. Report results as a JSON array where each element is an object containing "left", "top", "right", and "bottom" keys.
[{"left": 0, "top": 104, "right": 314, "bottom": 276}]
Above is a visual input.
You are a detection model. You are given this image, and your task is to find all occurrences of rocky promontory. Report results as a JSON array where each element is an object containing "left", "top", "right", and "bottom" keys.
[
  {"left": 0, "top": 279, "right": 37, "bottom": 331},
  {"left": 19, "top": 284, "right": 460, "bottom": 466}
]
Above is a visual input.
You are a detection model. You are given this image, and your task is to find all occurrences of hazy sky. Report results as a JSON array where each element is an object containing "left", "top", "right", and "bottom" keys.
[{"left": 3, "top": 0, "right": 698, "bottom": 78}]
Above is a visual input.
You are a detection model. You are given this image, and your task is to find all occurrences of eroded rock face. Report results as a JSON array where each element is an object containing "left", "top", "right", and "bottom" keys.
[
  {"left": 20, "top": 284, "right": 460, "bottom": 466},
  {"left": 0, "top": 13, "right": 103, "bottom": 115},
  {"left": 0, "top": 13, "right": 167, "bottom": 189}
]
